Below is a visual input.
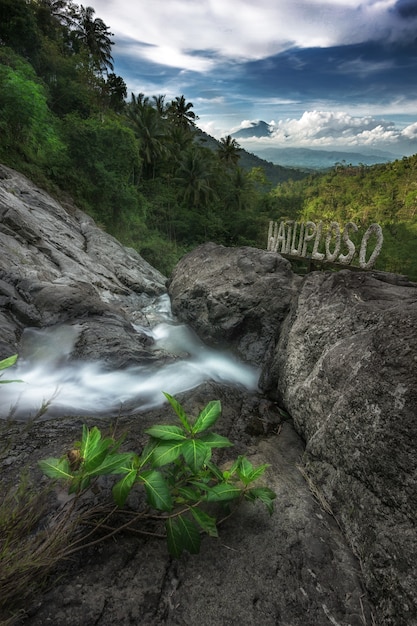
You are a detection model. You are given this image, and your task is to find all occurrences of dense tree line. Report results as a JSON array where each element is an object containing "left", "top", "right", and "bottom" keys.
[
  {"left": 0, "top": 0, "right": 416, "bottom": 278},
  {"left": 266, "top": 158, "right": 417, "bottom": 278}
]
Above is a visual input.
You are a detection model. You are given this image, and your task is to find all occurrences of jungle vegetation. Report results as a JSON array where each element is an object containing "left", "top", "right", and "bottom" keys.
[{"left": 0, "top": 0, "right": 416, "bottom": 279}]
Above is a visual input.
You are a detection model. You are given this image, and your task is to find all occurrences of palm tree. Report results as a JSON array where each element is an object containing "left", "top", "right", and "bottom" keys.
[
  {"left": 217, "top": 135, "right": 241, "bottom": 168},
  {"left": 226, "top": 167, "right": 254, "bottom": 212},
  {"left": 72, "top": 5, "right": 114, "bottom": 73},
  {"left": 175, "top": 147, "right": 216, "bottom": 209},
  {"left": 152, "top": 94, "right": 167, "bottom": 116},
  {"left": 167, "top": 95, "right": 197, "bottom": 130},
  {"left": 126, "top": 98, "right": 167, "bottom": 178}
]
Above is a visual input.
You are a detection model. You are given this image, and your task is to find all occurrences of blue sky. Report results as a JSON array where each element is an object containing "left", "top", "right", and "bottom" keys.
[{"left": 95, "top": 0, "right": 417, "bottom": 156}]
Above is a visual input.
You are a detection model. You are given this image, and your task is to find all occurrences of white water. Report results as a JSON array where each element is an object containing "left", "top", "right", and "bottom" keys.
[{"left": 1, "top": 295, "right": 259, "bottom": 420}]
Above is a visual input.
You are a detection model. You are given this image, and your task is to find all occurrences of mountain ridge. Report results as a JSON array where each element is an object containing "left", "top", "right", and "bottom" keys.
[{"left": 230, "top": 120, "right": 402, "bottom": 169}]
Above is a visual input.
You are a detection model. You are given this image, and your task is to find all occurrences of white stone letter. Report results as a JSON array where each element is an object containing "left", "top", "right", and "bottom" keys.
[
  {"left": 291, "top": 222, "right": 305, "bottom": 256},
  {"left": 359, "top": 223, "right": 384, "bottom": 269},
  {"left": 325, "top": 222, "right": 341, "bottom": 262},
  {"left": 338, "top": 222, "right": 358, "bottom": 264},
  {"left": 312, "top": 221, "right": 325, "bottom": 260},
  {"left": 302, "top": 221, "right": 317, "bottom": 257}
]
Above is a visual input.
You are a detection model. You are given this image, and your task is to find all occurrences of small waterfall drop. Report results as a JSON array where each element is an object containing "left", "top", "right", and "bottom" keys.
[{"left": 1, "top": 295, "right": 259, "bottom": 420}]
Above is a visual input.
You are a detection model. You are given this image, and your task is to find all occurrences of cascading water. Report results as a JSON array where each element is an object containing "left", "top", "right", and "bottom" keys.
[{"left": 0, "top": 295, "right": 259, "bottom": 420}]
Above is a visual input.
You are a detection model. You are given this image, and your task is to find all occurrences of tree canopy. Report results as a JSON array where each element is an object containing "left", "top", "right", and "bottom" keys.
[{"left": 0, "top": 0, "right": 415, "bottom": 279}]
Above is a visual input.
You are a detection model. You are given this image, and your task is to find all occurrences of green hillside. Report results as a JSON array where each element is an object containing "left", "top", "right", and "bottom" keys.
[{"left": 0, "top": 0, "right": 415, "bottom": 280}]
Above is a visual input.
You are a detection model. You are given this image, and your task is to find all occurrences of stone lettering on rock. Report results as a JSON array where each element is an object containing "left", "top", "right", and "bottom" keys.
[{"left": 267, "top": 220, "right": 383, "bottom": 269}]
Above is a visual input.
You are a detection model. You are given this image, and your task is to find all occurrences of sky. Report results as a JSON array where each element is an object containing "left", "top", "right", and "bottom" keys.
[{"left": 95, "top": 0, "right": 417, "bottom": 157}]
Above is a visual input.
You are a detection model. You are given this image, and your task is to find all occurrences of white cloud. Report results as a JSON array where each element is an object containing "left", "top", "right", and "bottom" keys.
[
  {"left": 96, "top": 0, "right": 412, "bottom": 72},
  {"left": 236, "top": 110, "right": 417, "bottom": 151}
]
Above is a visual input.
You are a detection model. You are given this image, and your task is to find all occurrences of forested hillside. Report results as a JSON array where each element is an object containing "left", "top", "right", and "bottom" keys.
[
  {"left": 0, "top": 0, "right": 416, "bottom": 279},
  {"left": 266, "top": 159, "right": 417, "bottom": 279}
]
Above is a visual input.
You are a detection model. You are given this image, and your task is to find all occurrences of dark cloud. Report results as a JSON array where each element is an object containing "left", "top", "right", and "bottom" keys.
[
  {"left": 394, "top": 0, "right": 417, "bottom": 18},
  {"left": 240, "top": 41, "right": 417, "bottom": 105}
]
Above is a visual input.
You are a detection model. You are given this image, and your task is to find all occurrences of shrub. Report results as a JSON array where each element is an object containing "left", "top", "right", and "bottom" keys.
[{"left": 39, "top": 392, "right": 276, "bottom": 557}]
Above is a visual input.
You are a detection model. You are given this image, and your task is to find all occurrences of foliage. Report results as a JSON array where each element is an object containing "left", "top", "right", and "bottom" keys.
[
  {"left": 0, "top": 355, "right": 23, "bottom": 384},
  {"left": 0, "top": 0, "right": 416, "bottom": 278},
  {"left": 39, "top": 393, "right": 276, "bottom": 557}
]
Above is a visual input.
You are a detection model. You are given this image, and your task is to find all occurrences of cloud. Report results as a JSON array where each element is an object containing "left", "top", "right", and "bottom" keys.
[
  {"left": 97, "top": 0, "right": 417, "bottom": 73},
  {"left": 236, "top": 111, "right": 417, "bottom": 152}
]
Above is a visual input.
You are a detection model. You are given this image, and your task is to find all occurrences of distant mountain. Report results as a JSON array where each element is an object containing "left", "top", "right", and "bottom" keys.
[
  {"left": 250, "top": 147, "right": 400, "bottom": 170},
  {"left": 231, "top": 120, "right": 272, "bottom": 139},
  {"left": 195, "top": 129, "right": 307, "bottom": 185},
  {"left": 230, "top": 121, "right": 401, "bottom": 169}
]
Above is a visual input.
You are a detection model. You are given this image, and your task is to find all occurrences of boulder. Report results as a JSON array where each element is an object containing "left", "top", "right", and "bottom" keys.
[
  {"left": 0, "top": 164, "right": 167, "bottom": 362},
  {"left": 268, "top": 269, "right": 417, "bottom": 625},
  {"left": 168, "top": 242, "right": 300, "bottom": 365}
]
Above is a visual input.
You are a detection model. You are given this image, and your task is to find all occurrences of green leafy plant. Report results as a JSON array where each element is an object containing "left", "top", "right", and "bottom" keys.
[
  {"left": 39, "top": 392, "right": 276, "bottom": 557},
  {"left": 0, "top": 355, "right": 23, "bottom": 384}
]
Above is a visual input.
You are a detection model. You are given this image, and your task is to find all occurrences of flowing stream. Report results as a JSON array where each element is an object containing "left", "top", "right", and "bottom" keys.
[{"left": 1, "top": 295, "right": 259, "bottom": 420}]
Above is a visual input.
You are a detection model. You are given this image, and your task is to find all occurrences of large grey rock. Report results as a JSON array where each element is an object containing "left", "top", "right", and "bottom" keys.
[
  {"left": 168, "top": 242, "right": 300, "bottom": 365},
  {"left": 267, "top": 269, "right": 417, "bottom": 625},
  {"left": 0, "top": 164, "right": 166, "bottom": 362},
  {"left": 168, "top": 246, "right": 417, "bottom": 626}
]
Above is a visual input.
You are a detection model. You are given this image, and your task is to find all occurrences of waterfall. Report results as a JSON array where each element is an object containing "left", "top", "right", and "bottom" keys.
[{"left": 1, "top": 295, "right": 259, "bottom": 420}]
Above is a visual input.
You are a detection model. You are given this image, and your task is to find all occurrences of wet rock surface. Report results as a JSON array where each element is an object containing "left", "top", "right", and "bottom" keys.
[
  {"left": 1, "top": 385, "right": 374, "bottom": 626},
  {"left": 0, "top": 164, "right": 166, "bottom": 363}
]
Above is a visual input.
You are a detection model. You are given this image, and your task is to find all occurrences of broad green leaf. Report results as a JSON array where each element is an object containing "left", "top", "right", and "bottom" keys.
[
  {"left": 87, "top": 452, "right": 136, "bottom": 477},
  {"left": 0, "top": 354, "right": 23, "bottom": 383},
  {"left": 165, "top": 517, "right": 184, "bottom": 558},
  {"left": 192, "top": 400, "right": 221, "bottom": 434},
  {"left": 38, "top": 457, "right": 73, "bottom": 481},
  {"left": 150, "top": 441, "right": 184, "bottom": 468},
  {"left": 163, "top": 392, "right": 191, "bottom": 432},
  {"left": 138, "top": 469, "right": 173, "bottom": 511},
  {"left": 82, "top": 429, "right": 116, "bottom": 473},
  {"left": 166, "top": 515, "right": 200, "bottom": 557},
  {"left": 206, "top": 483, "right": 242, "bottom": 502},
  {"left": 235, "top": 457, "right": 270, "bottom": 486},
  {"left": 188, "top": 480, "right": 213, "bottom": 492},
  {"left": 176, "top": 514, "right": 201, "bottom": 554},
  {"left": 237, "top": 456, "right": 253, "bottom": 478},
  {"left": 0, "top": 355, "right": 18, "bottom": 371},
  {"left": 138, "top": 440, "right": 158, "bottom": 468},
  {"left": 191, "top": 507, "right": 218, "bottom": 537},
  {"left": 246, "top": 464, "right": 270, "bottom": 484},
  {"left": 182, "top": 439, "right": 211, "bottom": 473},
  {"left": 144, "top": 424, "right": 188, "bottom": 441},
  {"left": 204, "top": 460, "right": 224, "bottom": 481},
  {"left": 244, "top": 487, "right": 276, "bottom": 515},
  {"left": 112, "top": 468, "right": 138, "bottom": 507},
  {"left": 80, "top": 425, "right": 102, "bottom": 459},
  {"left": 198, "top": 432, "right": 233, "bottom": 448},
  {"left": 176, "top": 486, "right": 202, "bottom": 502}
]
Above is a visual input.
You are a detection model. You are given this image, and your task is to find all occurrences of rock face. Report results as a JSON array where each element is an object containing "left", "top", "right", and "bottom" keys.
[
  {"left": 168, "top": 243, "right": 417, "bottom": 626},
  {"left": 270, "top": 270, "right": 417, "bottom": 625},
  {"left": 168, "top": 242, "right": 300, "bottom": 365},
  {"left": 0, "top": 164, "right": 166, "bottom": 365}
]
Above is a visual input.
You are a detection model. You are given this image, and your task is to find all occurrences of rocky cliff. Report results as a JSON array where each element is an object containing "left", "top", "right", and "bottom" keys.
[
  {"left": 169, "top": 242, "right": 417, "bottom": 625},
  {"left": 1, "top": 165, "right": 415, "bottom": 625}
]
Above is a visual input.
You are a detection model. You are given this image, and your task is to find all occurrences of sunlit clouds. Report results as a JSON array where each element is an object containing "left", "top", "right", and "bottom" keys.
[{"left": 95, "top": 0, "right": 417, "bottom": 155}]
